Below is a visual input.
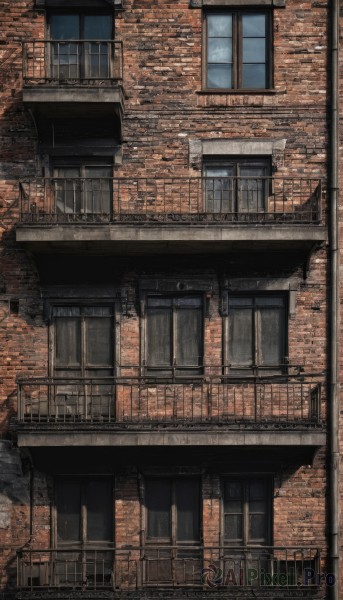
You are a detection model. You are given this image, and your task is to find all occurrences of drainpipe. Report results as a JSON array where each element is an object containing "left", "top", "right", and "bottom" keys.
[{"left": 329, "top": 0, "right": 340, "bottom": 596}]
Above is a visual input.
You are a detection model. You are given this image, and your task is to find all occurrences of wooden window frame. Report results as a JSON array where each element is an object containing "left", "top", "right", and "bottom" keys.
[
  {"left": 49, "top": 300, "right": 118, "bottom": 378},
  {"left": 223, "top": 293, "right": 288, "bottom": 374},
  {"left": 141, "top": 294, "right": 204, "bottom": 378},
  {"left": 221, "top": 476, "right": 273, "bottom": 547},
  {"left": 52, "top": 475, "right": 114, "bottom": 548},
  {"left": 203, "top": 9, "right": 273, "bottom": 91},
  {"left": 144, "top": 477, "right": 202, "bottom": 546}
]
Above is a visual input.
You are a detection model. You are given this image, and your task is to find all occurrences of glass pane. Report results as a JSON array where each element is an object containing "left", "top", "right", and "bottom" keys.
[
  {"left": 86, "top": 317, "right": 112, "bottom": 366},
  {"left": 147, "top": 307, "right": 172, "bottom": 367},
  {"left": 176, "top": 480, "right": 200, "bottom": 542},
  {"left": 242, "top": 14, "right": 266, "bottom": 38},
  {"left": 175, "top": 306, "right": 202, "bottom": 367},
  {"left": 228, "top": 297, "right": 253, "bottom": 307},
  {"left": 229, "top": 308, "right": 253, "bottom": 366},
  {"left": 259, "top": 308, "right": 284, "bottom": 365},
  {"left": 243, "top": 39, "right": 266, "bottom": 63},
  {"left": 51, "top": 15, "right": 79, "bottom": 40},
  {"left": 208, "top": 38, "right": 232, "bottom": 63},
  {"left": 84, "top": 167, "right": 111, "bottom": 213},
  {"left": 239, "top": 167, "right": 266, "bottom": 212},
  {"left": 224, "top": 515, "right": 243, "bottom": 541},
  {"left": 225, "top": 481, "right": 242, "bottom": 500},
  {"left": 255, "top": 297, "right": 284, "bottom": 307},
  {"left": 53, "top": 169, "right": 82, "bottom": 214},
  {"left": 83, "top": 306, "right": 112, "bottom": 316},
  {"left": 84, "top": 15, "right": 112, "bottom": 40},
  {"left": 207, "top": 64, "right": 232, "bottom": 88},
  {"left": 146, "top": 480, "right": 171, "bottom": 539},
  {"left": 249, "top": 514, "right": 267, "bottom": 540},
  {"left": 250, "top": 480, "right": 267, "bottom": 499},
  {"left": 87, "top": 480, "right": 112, "bottom": 541},
  {"left": 207, "top": 14, "right": 232, "bottom": 37},
  {"left": 53, "top": 307, "right": 81, "bottom": 317},
  {"left": 55, "top": 318, "right": 81, "bottom": 368},
  {"left": 242, "top": 64, "right": 266, "bottom": 89},
  {"left": 56, "top": 481, "right": 81, "bottom": 543}
]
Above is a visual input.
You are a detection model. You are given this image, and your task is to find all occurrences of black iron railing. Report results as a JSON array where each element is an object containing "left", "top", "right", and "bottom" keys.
[
  {"left": 22, "top": 40, "right": 123, "bottom": 83},
  {"left": 17, "top": 546, "right": 321, "bottom": 589},
  {"left": 18, "top": 177, "right": 323, "bottom": 224},
  {"left": 17, "top": 371, "right": 323, "bottom": 426}
]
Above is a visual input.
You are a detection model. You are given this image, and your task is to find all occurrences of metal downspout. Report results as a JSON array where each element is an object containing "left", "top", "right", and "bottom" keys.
[{"left": 329, "top": 0, "right": 340, "bottom": 596}]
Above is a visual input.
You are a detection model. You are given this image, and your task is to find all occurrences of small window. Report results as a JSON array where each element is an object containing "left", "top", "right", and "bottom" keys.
[
  {"left": 145, "top": 479, "right": 201, "bottom": 544},
  {"left": 49, "top": 13, "right": 113, "bottom": 79},
  {"left": 203, "top": 157, "right": 270, "bottom": 215},
  {"left": 226, "top": 295, "right": 286, "bottom": 374},
  {"left": 55, "top": 478, "right": 113, "bottom": 545},
  {"left": 52, "top": 160, "right": 112, "bottom": 216},
  {"left": 204, "top": 10, "right": 272, "bottom": 90},
  {"left": 223, "top": 478, "right": 271, "bottom": 546},
  {"left": 146, "top": 296, "right": 203, "bottom": 377},
  {"left": 52, "top": 304, "right": 114, "bottom": 378}
]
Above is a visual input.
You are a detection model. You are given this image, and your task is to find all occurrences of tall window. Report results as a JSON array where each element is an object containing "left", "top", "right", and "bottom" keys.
[
  {"left": 203, "top": 158, "right": 270, "bottom": 215},
  {"left": 204, "top": 11, "right": 271, "bottom": 90},
  {"left": 223, "top": 478, "right": 271, "bottom": 546},
  {"left": 52, "top": 161, "right": 112, "bottom": 216},
  {"left": 145, "top": 479, "right": 201, "bottom": 545},
  {"left": 49, "top": 13, "right": 113, "bottom": 79},
  {"left": 52, "top": 305, "right": 114, "bottom": 378},
  {"left": 146, "top": 296, "right": 203, "bottom": 376},
  {"left": 56, "top": 478, "right": 113, "bottom": 546},
  {"left": 227, "top": 295, "right": 286, "bottom": 373}
]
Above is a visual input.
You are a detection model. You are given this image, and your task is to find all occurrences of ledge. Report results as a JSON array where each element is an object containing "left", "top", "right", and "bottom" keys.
[
  {"left": 16, "top": 223, "right": 327, "bottom": 255},
  {"left": 17, "top": 428, "right": 326, "bottom": 448}
]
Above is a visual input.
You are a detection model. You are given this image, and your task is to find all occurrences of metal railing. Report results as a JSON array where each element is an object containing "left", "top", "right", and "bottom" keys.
[
  {"left": 22, "top": 40, "right": 123, "bottom": 83},
  {"left": 17, "top": 371, "right": 323, "bottom": 426},
  {"left": 18, "top": 177, "right": 323, "bottom": 224},
  {"left": 17, "top": 546, "right": 321, "bottom": 589}
]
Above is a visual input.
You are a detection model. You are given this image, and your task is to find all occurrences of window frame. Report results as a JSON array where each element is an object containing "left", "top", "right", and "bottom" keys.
[
  {"left": 52, "top": 475, "right": 114, "bottom": 548},
  {"left": 50, "top": 157, "right": 114, "bottom": 217},
  {"left": 142, "top": 294, "right": 205, "bottom": 378},
  {"left": 203, "top": 8, "right": 273, "bottom": 91},
  {"left": 144, "top": 477, "right": 202, "bottom": 546},
  {"left": 223, "top": 293, "right": 288, "bottom": 375},
  {"left": 203, "top": 156, "right": 271, "bottom": 215},
  {"left": 221, "top": 476, "right": 273, "bottom": 548},
  {"left": 49, "top": 300, "right": 117, "bottom": 379}
]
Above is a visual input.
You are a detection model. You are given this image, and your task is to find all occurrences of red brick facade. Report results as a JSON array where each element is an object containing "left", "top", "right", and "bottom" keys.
[{"left": 0, "top": 0, "right": 339, "bottom": 599}]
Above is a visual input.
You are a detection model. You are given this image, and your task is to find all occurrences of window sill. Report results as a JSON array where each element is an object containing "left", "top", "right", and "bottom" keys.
[{"left": 198, "top": 89, "right": 280, "bottom": 95}]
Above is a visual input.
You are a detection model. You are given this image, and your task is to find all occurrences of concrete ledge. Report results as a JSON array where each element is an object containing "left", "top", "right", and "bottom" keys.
[
  {"left": 16, "top": 224, "right": 328, "bottom": 254},
  {"left": 23, "top": 86, "right": 123, "bottom": 105},
  {"left": 17, "top": 430, "right": 326, "bottom": 447}
]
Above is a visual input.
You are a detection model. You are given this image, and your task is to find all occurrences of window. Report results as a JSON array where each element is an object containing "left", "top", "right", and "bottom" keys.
[
  {"left": 49, "top": 12, "right": 113, "bottom": 79},
  {"left": 223, "top": 478, "right": 271, "bottom": 546},
  {"left": 203, "top": 157, "right": 270, "bottom": 215},
  {"left": 52, "top": 305, "right": 114, "bottom": 378},
  {"left": 204, "top": 11, "right": 271, "bottom": 90},
  {"left": 55, "top": 478, "right": 113, "bottom": 585},
  {"left": 146, "top": 478, "right": 201, "bottom": 544},
  {"left": 227, "top": 295, "right": 286, "bottom": 373},
  {"left": 146, "top": 296, "right": 203, "bottom": 376},
  {"left": 56, "top": 478, "right": 113, "bottom": 545},
  {"left": 52, "top": 160, "right": 112, "bottom": 216}
]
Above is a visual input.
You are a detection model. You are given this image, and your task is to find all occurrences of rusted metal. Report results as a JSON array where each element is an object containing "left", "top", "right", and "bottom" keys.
[{"left": 18, "top": 177, "right": 324, "bottom": 225}]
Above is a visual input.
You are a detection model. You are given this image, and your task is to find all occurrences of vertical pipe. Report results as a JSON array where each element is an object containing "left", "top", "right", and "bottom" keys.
[{"left": 329, "top": 0, "right": 340, "bottom": 596}]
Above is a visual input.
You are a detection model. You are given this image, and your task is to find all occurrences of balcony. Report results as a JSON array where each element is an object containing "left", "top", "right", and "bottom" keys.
[
  {"left": 22, "top": 40, "right": 124, "bottom": 120},
  {"left": 17, "top": 546, "right": 321, "bottom": 593},
  {"left": 16, "top": 176, "right": 327, "bottom": 254},
  {"left": 16, "top": 371, "right": 326, "bottom": 448}
]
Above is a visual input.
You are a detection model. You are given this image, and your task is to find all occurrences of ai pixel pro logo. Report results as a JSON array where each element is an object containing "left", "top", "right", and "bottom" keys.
[{"left": 201, "top": 563, "right": 336, "bottom": 587}]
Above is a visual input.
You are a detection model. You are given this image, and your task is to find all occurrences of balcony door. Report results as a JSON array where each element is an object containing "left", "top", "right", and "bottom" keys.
[
  {"left": 53, "top": 162, "right": 112, "bottom": 216},
  {"left": 203, "top": 158, "right": 270, "bottom": 215},
  {"left": 50, "top": 13, "right": 113, "bottom": 79},
  {"left": 145, "top": 478, "right": 201, "bottom": 584},
  {"left": 51, "top": 305, "right": 114, "bottom": 420},
  {"left": 54, "top": 478, "right": 113, "bottom": 586}
]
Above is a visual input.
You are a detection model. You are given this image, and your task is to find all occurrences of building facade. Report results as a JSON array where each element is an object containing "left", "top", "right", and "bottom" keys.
[{"left": 0, "top": 0, "right": 340, "bottom": 599}]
